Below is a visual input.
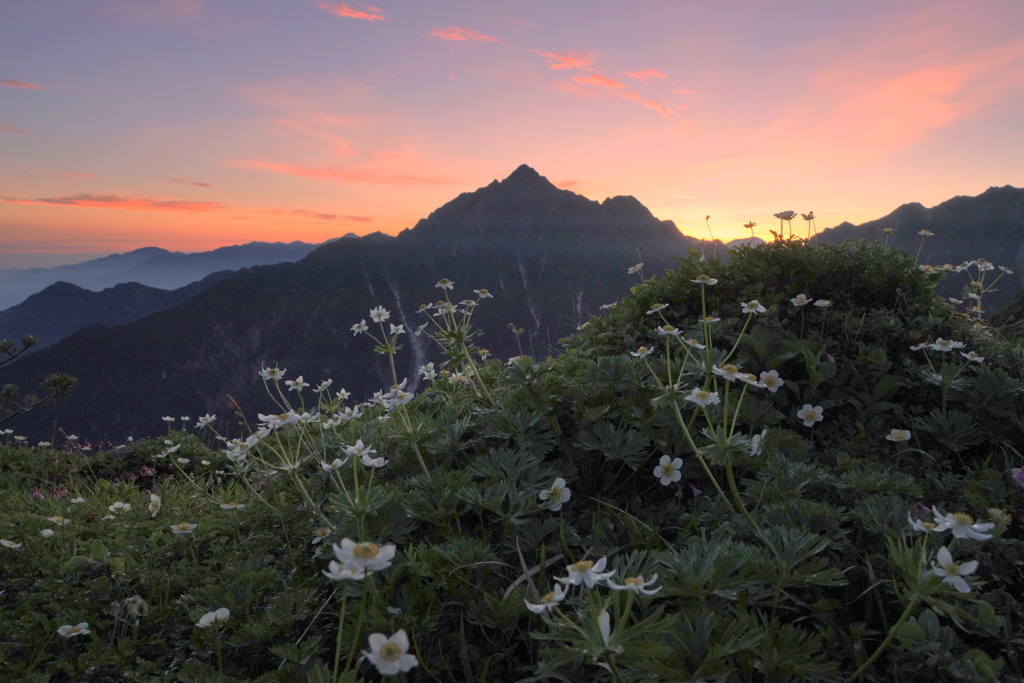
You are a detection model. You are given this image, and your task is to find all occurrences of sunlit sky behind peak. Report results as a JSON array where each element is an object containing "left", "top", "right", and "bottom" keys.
[{"left": 2, "top": 0, "right": 1024, "bottom": 268}]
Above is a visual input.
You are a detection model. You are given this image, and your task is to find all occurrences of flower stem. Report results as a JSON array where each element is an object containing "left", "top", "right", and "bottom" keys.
[
  {"left": 332, "top": 590, "right": 349, "bottom": 682},
  {"left": 843, "top": 595, "right": 921, "bottom": 683}
]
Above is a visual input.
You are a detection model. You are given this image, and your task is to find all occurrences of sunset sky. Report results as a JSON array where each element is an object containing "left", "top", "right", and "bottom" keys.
[{"left": 2, "top": 0, "right": 1023, "bottom": 268}]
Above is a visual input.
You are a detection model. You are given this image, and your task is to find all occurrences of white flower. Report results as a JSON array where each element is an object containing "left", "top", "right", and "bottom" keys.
[
  {"left": 555, "top": 556, "right": 615, "bottom": 588},
  {"left": 608, "top": 574, "right": 662, "bottom": 595},
  {"left": 961, "top": 351, "right": 984, "bottom": 363},
  {"left": 257, "top": 411, "right": 301, "bottom": 429},
  {"left": 741, "top": 300, "right": 766, "bottom": 314},
  {"left": 321, "top": 458, "right": 347, "bottom": 472},
  {"left": 107, "top": 502, "right": 131, "bottom": 513},
  {"left": 70, "top": 496, "right": 85, "bottom": 504},
  {"left": 691, "top": 274, "right": 718, "bottom": 285},
  {"left": 57, "top": 622, "right": 90, "bottom": 638},
  {"left": 630, "top": 346, "right": 654, "bottom": 358},
  {"left": 351, "top": 319, "right": 368, "bottom": 335},
  {"left": 435, "top": 278, "right": 454, "bottom": 290},
  {"left": 161, "top": 416, "right": 175, "bottom": 423},
  {"left": 684, "top": 388, "right": 720, "bottom": 407},
  {"left": 814, "top": 299, "right": 832, "bottom": 308},
  {"left": 176, "top": 457, "right": 189, "bottom": 465},
  {"left": 948, "top": 297, "right": 963, "bottom": 305},
  {"left": 539, "top": 478, "right": 571, "bottom": 512},
  {"left": 312, "top": 527, "right": 330, "bottom": 545},
  {"left": 335, "top": 388, "right": 351, "bottom": 401},
  {"left": 796, "top": 404, "right": 824, "bottom": 427},
  {"left": 149, "top": 494, "right": 161, "bottom": 517},
  {"left": 345, "top": 439, "right": 375, "bottom": 460},
  {"left": 653, "top": 455, "right": 683, "bottom": 485},
  {"left": 930, "top": 339, "right": 964, "bottom": 352},
  {"left": 931, "top": 507, "right": 995, "bottom": 541},
  {"left": 599, "top": 302, "right": 617, "bottom": 310},
  {"left": 712, "top": 364, "right": 743, "bottom": 381},
  {"left": 774, "top": 210, "right": 797, "bottom": 221},
  {"left": 418, "top": 363, "right": 437, "bottom": 380},
  {"left": 474, "top": 288, "right": 493, "bottom": 298},
  {"left": 369, "top": 306, "right": 391, "bottom": 323},
  {"left": 750, "top": 428, "right": 768, "bottom": 456},
  {"left": 918, "top": 229, "right": 934, "bottom": 237},
  {"left": 47, "top": 516, "right": 71, "bottom": 526},
  {"left": 38, "top": 441, "right": 51, "bottom": 447},
  {"left": 219, "top": 502, "right": 245, "bottom": 510},
  {"left": 910, "top": 343, "right": 928, "bottom": 351},
  {"left": 886, "top": 429, "right": 911, "bottom": 442},
  {"left": 656, "top": 324, "right": 681, "bottom": 336},
  {"left": 524, "top": 584, "right": 567, "bottom": 613},
  {"left": 102, "top": 514, "right": 115, "bottom": 520},
  {"left": 975, "top": 259, "right": 994, "bottom": 272},
  {"left": 646, "top": 303, "right": 668, "bottom": 314},
  {"left": 332, "top": 539, "right": 397, "bottom": 573},
  {"left": 196, "top": 607, "right": 230, "bottom": 628},
  {"left": 740, "top": 373, "right": 760, "bottom": 387},
  {"left": 171, "top": 522, "right": 197, "bottom": 535},
  {"left": 703, "top": 315, "right": 721, "bottom": 324},
  {"left": 323, "top": 560, "right": 366, "bottom": 581},
  {"left": 66, "top": 434, "right": 79, "bottom": 441},
  {"left": 259, "top": 366, "right": 285, "bottom": 380},
  {"left": 759, "top": 370, "right": 783, "bottom": 393},
  {"left": 389, "top": 324, "right": 405, "bottom": 336},
  {"left": 1, "top": 539, "right": 22, "bottom": 549},
  {"left": 365, "top": 629, "right": 418, "bottom": 676},
  {"left": 280, "top": 376, "right": 307, "bottom": 394},
  {"left": 201, "top": 459, "right": 210, "bottom": 466},
  {"left": 908, "top": 511, "right": 947, "bottom": 533},
  {"left": 790, "top": 293, "right": 811, "bottom": 307},
  {"left": 197, "top": 414, "right": 215, "bottom": 427},
  {"left": 931, "top": 546, "right": 977, "bottom": 593},
  {"left": 684, "top": 338, "right": 705, "bottom": 350},
  {"left": 627, "top": 263, "right": 643, "bottom": 274},
  {"left": 361, "top": 453, "right": 387, "bottom": 468},
  {"left": 40, "top": 529, "right": 55, "bottom": 538}
]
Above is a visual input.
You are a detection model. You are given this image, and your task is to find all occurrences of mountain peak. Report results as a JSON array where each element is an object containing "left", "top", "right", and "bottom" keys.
[{"left": 504, "top": 164, "right": 543, "bottom": 183}]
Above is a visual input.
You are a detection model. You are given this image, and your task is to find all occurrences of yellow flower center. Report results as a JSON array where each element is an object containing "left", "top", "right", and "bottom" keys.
[
  {"left": 696, "top": 391, "right": 710, "bottom": 400},
  {"left": 540, "top": 591, "right": 557, "bottom": 604},
  {"left": 68, "top": 626, "right": 82, "bottom": 635},
  {"left": 53, "top": 516, "right": 64, "bottom": 523},
  {"left": 662, "top": 325, "right": 676, "bottom": 332},
  {"left": 951, "top": 513, "right": 974, "bottom": 526},
  {"left": 946, "top": 561, "right": 961, "bottom": 575},
  {"left": 922, "top": 522, "right": 938, "bottom": 531},
  {"left": 177, "top": 523, "right": 191, "bottom": 531},
  {"left": 550, "top": 486, "right": 562, "bottom": 498},
  {"left": 352, "top": 542, "right": 380, "bottom": 560},
  {"left": 722, "top": 365, "right": 738, "bottom": 374},
  {"left": 379, "top": 642, "right": 402, "bottom": 662},
  {"left": 764, "top": 376, "right": 779, "bottom": 386},
  {"left": 315, "top": 527, "right": 328, "bottom": 538},
  {"left": 570, "top": 560, "right": 595, "bottom": 572},
  {"left": 624, "top": 577, "right": 642, "bottom": 587}
]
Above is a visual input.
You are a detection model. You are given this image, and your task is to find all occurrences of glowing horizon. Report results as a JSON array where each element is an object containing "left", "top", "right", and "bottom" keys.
[{"left": 2, "top": 0, "right": 1023, "bottom": 269}]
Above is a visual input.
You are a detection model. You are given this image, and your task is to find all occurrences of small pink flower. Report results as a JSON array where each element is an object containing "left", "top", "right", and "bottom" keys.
[
  {"left": 127, "top": 473, "right": 138, "bottom": 481},
  {"left": 1012, "top": 467, "right": 1024, "bottom": 489},
  {"left": 68, "top": 466, "right": 78, "bottom": 473},
  {"left": 139, "top": 465, "right": 155, "bottom": 478},
  {"left": 30, "top": 488, "right": 44, "bottom": 500}
]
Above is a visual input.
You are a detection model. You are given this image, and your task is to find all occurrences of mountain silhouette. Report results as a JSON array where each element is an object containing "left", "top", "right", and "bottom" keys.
[{"left": 3, "top": 166, "right": 700, "bottom": 440}]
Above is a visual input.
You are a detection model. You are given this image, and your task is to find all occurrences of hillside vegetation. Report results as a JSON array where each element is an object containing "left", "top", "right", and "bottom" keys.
[{"left": 1, "top": 239, "right": 1022, "bottom": 682}]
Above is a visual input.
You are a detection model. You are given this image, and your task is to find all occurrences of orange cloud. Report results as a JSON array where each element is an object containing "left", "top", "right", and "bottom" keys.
[
  {"left": 273, "top": 118, "right": 355, "bottom": 156},
  {"left": 1, "top": 194, "right": 225, "bottom": 213},
  {"left": 266, "top": 208, "right": 373, "bottom": 222},
  {"left": 671, "top": 88, "right": 696, "bottom": 95},
  {"left": 240, "top": 161, "right": 453, "bottom": 186},
  {"left": 170, "top": 177, "right": 213, "bottom": 188},
  {"left": 531, "top": 50, "right": 595, "bottom": 70},
  {"left": 0, "top": 79, "right": 45, "bottom": 90},
  {"left": 624, "top": 69, "right": 666, "bottom": 82},
  {"left": 0, "top": 122, "right": 31, "bottom": 136},
  {"left": 620, "top": 92, "right": 674, "bottom": 118},
  {"left": 572, "top": 74, "right": 625, "bottom": 90},
  {"left": 313, "top": 0, "right": 385, "bottom": 21},
  {"left": 429, "top": 26, "right": 501, "bottom": 43}
]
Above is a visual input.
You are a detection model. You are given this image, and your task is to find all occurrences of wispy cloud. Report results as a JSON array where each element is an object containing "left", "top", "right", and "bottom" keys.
[
  {"left": 1, "top": 194, "right": 225, "bottom": 213},
  {"left": 624, "top": 69, "right": 666, "bottom": 82},
  {"left": 313, "top": 1, "right": 386, "bottom": 21},
  {"left": 240, "top": 161, "right": 453, "bottom": 186},
  {"left": 671, "top": 88, "right": 696, "bottom": 95},
  {"left": 531, "top": 50, "right": 595, "bottom": 70},
  {"left": 170, "top": 177, "right": 213, "bottom": 188},
  {"left": 572, "top": 74, "right": 625, "bottom": 90},
  {"left": 620, "top": 92, "right": 674, "bottom": 118},
  {"left": 0, "top": 79, "right": 45, "bottom": 90},
  {"left": 0, "top": 122, "right": 31, "bottom": 136},
  {"left": 429, "top": 26, "right": 501, "bottom": 43},
  {"left": 49, "top": 171, "right": 96, "bottom": 177},
  {"left": 266, "top": 208, "right": 373, "bottom": 222}
]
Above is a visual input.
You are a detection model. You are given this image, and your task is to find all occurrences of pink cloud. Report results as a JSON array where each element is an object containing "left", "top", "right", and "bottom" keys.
[
  {"left": 1, "top": 194, "right": 225, "bottom": 213},
  {"left": 671, "top": 88, "right": 696, "bottom": 95},
  {"left": 0, "top": 122, "right": 31, "bottom": 136},
  {"left": 429, "top": 26, "right": 501, "bottom": 43},
  {"left": 624, "top": 69, "right": 666, "bottom": 82},
  {"left": 620, "top": 92, "right": 674, "bottom": 118},
  {"left": 531, "top": 50, "right": 595, "bottom": 70},
  {"left": 273, "top": 119, "right": 355, "bottom": 156},
  {"left": 49, "top": 171, "right": 96, "bottom": 177},
  {"left": 0, "top": 79, "right": 45, "bottom": 90},
  {"left": 240, "top": 161, "right": 453, "bottom": 186},
  {"left": 266, "top": 208, "right": 373, "bottom": 222},
  {"left": 572, "top": 74, "right": 625, "bottom": 90},
  {"left": 313, "top": 1, "right": 386, "bottom": 21},
  {"left": 554, "top": 179, "right": 583, "bottom": 190}
]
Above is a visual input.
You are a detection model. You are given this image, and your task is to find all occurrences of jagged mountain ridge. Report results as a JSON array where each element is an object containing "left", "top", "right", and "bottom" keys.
[
  {"left": 0, "top": 240, "right": 323, "bottom": 310},
  {"left": 814, "top": 185, "right": 1024, "bottom": 309},
  {"left": 0, "top": 271, "right": 235, "bottom": 354},
  {"left": 4, "top": 165, "right": 702, "bottom": 441}
]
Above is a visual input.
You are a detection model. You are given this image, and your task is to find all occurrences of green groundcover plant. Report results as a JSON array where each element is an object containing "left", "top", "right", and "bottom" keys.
[{"left": 1, "top": 239, "right": 1022, "bottom": 682}]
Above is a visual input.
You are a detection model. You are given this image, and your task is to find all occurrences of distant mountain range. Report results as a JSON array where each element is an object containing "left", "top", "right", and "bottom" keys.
[
  {"left": 0, "top": 240, "right": 323, "bottom": 311},
  {"left": 3, "top": 165, "right": 705, "bottom": 440},
  {"left": 813, "top": 185, "right": 1024, "bottom": 309},
  {"left": 0, "top": 272, "right": 234, "bottom": 354}
]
